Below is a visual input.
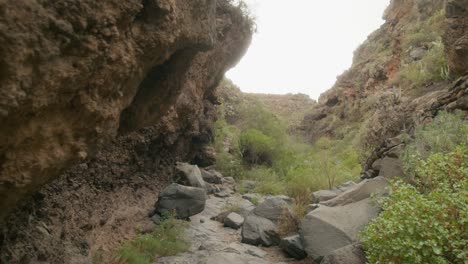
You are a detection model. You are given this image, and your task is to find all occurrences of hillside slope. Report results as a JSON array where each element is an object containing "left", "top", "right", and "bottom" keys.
[{"left": 301, "top": 0, "right": 467, "bottom": 173}]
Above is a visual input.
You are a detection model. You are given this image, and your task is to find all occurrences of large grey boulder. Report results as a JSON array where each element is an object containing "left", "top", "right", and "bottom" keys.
[
  {"left": 253, "top": 196, "right": 292, "bottom": 223},
  {"left": 321, "top": 243, "right": 366, "bottom": 264},
  {"left": 311, "top": 181, "right": 356, "bottom": 203},
  {"left": 175, "top": 162, "right": 206, "bottom": 188},
  {"left": 311, "top": 189, "right": 341, "bottom": 203},
  {"left": 372, "top": 157, "right": 405, "bottom": 179},
  {"left": 321, "top": 176, "right": 389, "bottom": 207},
  {"left": 241, "top": 214, "right": 279, "bottom": 246},
  {"left": 337, "top": 181, "right": 357, "bottom": 191},
  {"left": 240, "top": 196, "right": 291, "bottom": 246},
  {"left": 224, "top": 212, "right": 244, "bottom": 229},
  {"left": 201, "top": 169, "right": 223, "bottom": 184},
  {"left": 155, "top": 183, "right": 207, "bottom": 219},
  {"left": 300, "top": 198, "right": 380, "bottom": 259},
  {"left": 279, "top": 234, "right": 307, "bottom": 260}
]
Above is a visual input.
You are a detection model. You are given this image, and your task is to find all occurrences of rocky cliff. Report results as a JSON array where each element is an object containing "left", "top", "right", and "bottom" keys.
[
  {"left": 301, "top": 0, "right": 467, "bottom": 169},
  {"left": 0, "top": 0, "right": 252, "bottom": 263}
]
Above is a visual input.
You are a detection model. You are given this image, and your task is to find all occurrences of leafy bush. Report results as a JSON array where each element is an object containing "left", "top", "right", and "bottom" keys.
[
  {"left": 360, "top": 146, "right": 468, "bottom": 264},
  {"left": 118, "top": 215, "right": 190, "bottom": 264},
  {"left": 239, "top": 129, "right": 277, "bottom": 165},
  {"left": 403, "top": 111, "right": 468, "bottom": 178}
]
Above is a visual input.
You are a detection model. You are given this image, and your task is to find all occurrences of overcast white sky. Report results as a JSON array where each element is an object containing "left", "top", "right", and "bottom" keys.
[{"left": 226, "top": 0, "right": 391, "bottom": 99}]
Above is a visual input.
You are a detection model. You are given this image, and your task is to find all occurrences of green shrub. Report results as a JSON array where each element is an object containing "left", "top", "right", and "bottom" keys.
[
  {"left": 403, "top": 111, "right": 468, "bottom": 178},
  {"left": 360, "top": 146, "right": 468, "bottom": 264},
  {"left": 239, "top": 129, "right": 277, "bottom": 165},
  {"left": 118, "top": 215, "right": 190, "bottom": 264},
  {"left": 397, "top": 39, "right": 449, "bottom": 89},
  {"left": 215, "top": 152, "right": 246, "bottom": 179},
  {"left": 248, "top": 167, "right": 285, "bottom": 195}
]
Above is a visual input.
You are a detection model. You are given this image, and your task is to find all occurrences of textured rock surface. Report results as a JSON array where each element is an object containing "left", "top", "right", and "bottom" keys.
[
  {"left": 224, "top": 212, "right": 244, "bottom": 229},
  {"left": 445, "top": 0, "right": 468, "bottom": 76},
  {"left": 201, "top": 169, "right": 223, "bottom": 184},
  {"left": 321, "top": 176, "right": 390, "bottom": 207},
  {"left": 279, "top": 234, "right": 307, "bottom": 260},
  {"left": 241, "top": 214, "right": 279, "bottom": 246},
  {"left": 0, "top": 1, "right": 252, "bottom": 262},
  {"left": 0, "top": 0, "right": 252, "bottom": 223},
  {"left": 155, "top": 183, "right": 207, "bottom": 219},
  {"left": 300, "top": 0, "right": 467, "bottom": 166},
  {"left": 321, "top": 243, "right": 366, "bottom": 264},
  {"left": 253, "top": 196, "right": 292, "bottom": 222},
  {"left": 300, "top": 198, "right": 380, "bottom": 259},
  {"left": 311, "top": 189, "right": 341, "bottom": 203},
  {"left": 155, "top": 191, "right": 289, "bottom": 264},
  {"left": 175, "top": 162, "right": 206, "bottom": 188}
]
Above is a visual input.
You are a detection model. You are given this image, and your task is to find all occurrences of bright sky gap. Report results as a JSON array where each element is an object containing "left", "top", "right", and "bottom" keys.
[{"left": 226, "top": 0, "right": 391, "bottom": 100}]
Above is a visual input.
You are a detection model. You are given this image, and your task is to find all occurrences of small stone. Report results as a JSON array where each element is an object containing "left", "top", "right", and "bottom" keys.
[
  {"left": 200, "top": 218, "right": 205, "bottom": 223},
  {"left": 224, "top": 212, "right": 244, "bottom": 229},
  {"left": 151, "top": 214, "right": 162, "bottom": 225}
]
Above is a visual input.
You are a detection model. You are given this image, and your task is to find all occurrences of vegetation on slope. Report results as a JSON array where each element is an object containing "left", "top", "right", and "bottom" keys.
[
  {"left": 360, "top": 112, "right": 468, "bottom": 263},
  {"left": 214, "top": 79, "right": 361, "bottom": 201},
  {"left": 302, "top": 4, "right": 451, "bottom": 156},
  {"left": 116, "top": 215, "right": 190, "bottom": 264}
]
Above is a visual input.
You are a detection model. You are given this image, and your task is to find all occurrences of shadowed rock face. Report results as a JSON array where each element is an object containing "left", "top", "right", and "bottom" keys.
[
  {"left": 0, "top": 0, "right": 252, "bottom": 223},
  {"left": 445, "top": 0, "right": 468, "bottom": 76}
]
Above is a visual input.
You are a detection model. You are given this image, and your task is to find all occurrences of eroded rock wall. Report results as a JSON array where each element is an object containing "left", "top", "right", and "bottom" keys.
[
  {"left": 0, "top": 0, "right": 252, "bottom": 223},
  {"left": 301, "top": 0, "right": 466, "bottom": 145}
]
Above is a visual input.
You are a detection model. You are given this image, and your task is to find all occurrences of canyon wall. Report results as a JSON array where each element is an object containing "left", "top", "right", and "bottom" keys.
[
  {"left": 301, "top": 0, "right": 467, "bottom": 155},
  {"left": 0, "top": 0, "right": 251, "bottom": 223},
  {"left": 0, "top": 1, "right": 252, "bottom": 263}
]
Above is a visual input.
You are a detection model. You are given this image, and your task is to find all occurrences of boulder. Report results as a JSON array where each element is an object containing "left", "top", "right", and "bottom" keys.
[
  {"left": 175, "top": 162, "right": 206, "bottom": 188},
  {"left": 279, "top": 234, "right": 307, "bottom": 260},
  {"left": 201, "top": 169, "right": 223, "bottom": 184},
  {"left": 321, "top": 243, "right": 366, "bottom": 264},
  {"left": 321, "top": 176, "right": 389, "bottom": 207},
  {"left": 155, "top": 183, "right": 207, "bottom": 219},
  {"left": 311, "top": 189, "right": 341, "bottom": 203},
  {"left": 337, "top": 181, "right": 357, "bottom": 191},
  {"left": 306, "top": 204, "right": 319, "bottom": 213},
  {"left": 224, "top": 212, "right": 244, "bottom": 229},
  {"left": 254, "top": 196, "right": 292, "bottom": 223},
  {"left": 300, "top": 198, "right": 380, "bottom": 259},
  {"left": 311, "top": 182, "right": 356, "bottom": 203},
  {"left": 372, "top": 157, "right": 405, "bottom": 179},
  {"left": 241, "top": 214, "right": 279, "bottom": 246}
]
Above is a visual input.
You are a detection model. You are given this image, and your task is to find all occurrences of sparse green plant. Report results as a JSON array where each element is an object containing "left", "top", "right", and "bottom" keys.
[
  {"left": 239, "top": 129, "right": 277, "bottom": 165},
  {"left": 402, "top": 111, "right": 468, "bottom": 178},
  {"left": 118, "top": 215, "right": 190, "bottom": 264},
  {"left": 278, "top": 198, "right": 308, "bottom": 236},
  {"left": 222, "top": 201, "right": 243, "bottom": 214},
  {"left": 396, "top": 39, "right": 450, "bottom": 90}
]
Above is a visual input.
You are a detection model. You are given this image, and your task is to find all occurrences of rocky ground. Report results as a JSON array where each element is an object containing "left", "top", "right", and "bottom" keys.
[
  {"left": 153, "top": 165, "right": 299, "bottom": 264},
  {"left": 150, "top": 162, "right": 391, "bottom": 264}
]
